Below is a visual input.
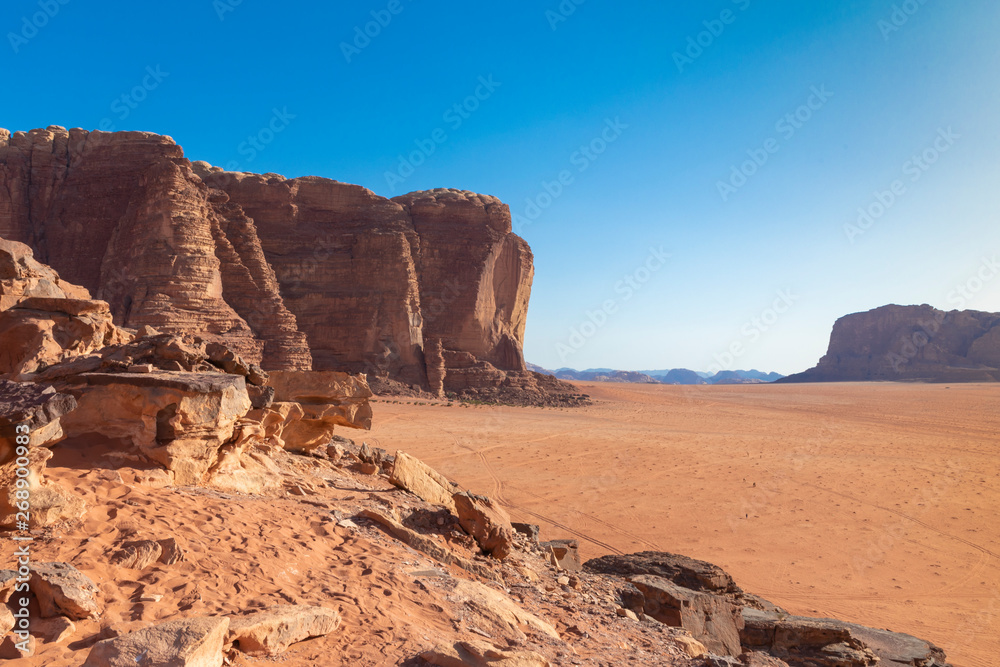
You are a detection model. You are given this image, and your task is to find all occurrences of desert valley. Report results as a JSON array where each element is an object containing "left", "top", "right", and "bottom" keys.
[{"left": 0, "top": 125, "right": 994, "bottom": 667}]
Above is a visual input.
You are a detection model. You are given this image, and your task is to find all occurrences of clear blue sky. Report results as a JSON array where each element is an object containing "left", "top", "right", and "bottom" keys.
[{"left": 3, "top": 0, "right": 999, "bottom": 375}]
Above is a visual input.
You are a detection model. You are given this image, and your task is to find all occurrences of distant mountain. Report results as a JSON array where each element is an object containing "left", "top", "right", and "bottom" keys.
[
  {"left": 527, "top": 365, "right": 662, "bottom": 384},
  {"left": 528, "top": 365, "right": 785, "bottom": 385},
  {"left": 779, "top": 304, "right": 1000, "bottom": 383}
]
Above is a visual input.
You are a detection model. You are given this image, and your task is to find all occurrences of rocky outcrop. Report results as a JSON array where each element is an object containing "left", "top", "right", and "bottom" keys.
[
  {"left": 453, "top": 491, "right": 516, "bottom": 561},
  {"left": 630, "top": 574, "right": 744, "bottom": 657},
  {"left": 390, "top": 450, "right": 459, "bottom": 513},
  {"left": 0, "top": 239, "right": 90, "bottom": 310},
  {"left": 419, "top": 640, "right": 551, "bottom": 667},
  {"left": 0, "top": 381, "right": 82, "bottom": 528},
  {"left": 226, "top": 605, "right": 340, "bottom": 656},
  {"left": 781, "top": 304, "right": 1000, "bottom": 383},
  {"left": 83, "top": 616, "right": 229, "bottom": 667},
  {"left": 29, "top": 562, "right": 102, "bottom": 620},
  {"left": 0, "top": 127, "right": 309, "bottom": 370},
  {"left": 588, "top": 552, "right": 951, "bottom": 666},
  {"left": 60, "top": 372, "right": 252, "bottom": 485},
  {"left": 0, "top": 297, "right": 131, "bottom": 379},
  {"left": 0, "top": 127, "right": 571, "bottom": 401}
]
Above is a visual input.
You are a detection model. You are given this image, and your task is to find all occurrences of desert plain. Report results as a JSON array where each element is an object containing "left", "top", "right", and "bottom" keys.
[{"left": 370, "top": 382, "right": 1000, "bottom": 667}]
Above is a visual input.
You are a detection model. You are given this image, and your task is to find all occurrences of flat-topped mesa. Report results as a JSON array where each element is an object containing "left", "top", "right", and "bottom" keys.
[{"left": 781, "top": 304, "right": 1000, "bottom": 383}]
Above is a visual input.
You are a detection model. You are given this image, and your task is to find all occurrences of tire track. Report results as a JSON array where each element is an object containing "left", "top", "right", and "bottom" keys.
[{"left": 799, "top": 481, "right": 999, "bottom": 561}]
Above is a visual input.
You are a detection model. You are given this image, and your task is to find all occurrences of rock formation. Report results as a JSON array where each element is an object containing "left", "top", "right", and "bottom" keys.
[
  {"left": 781, "top": 304, "right": 1000, "bottom": 383},
  {"left": 0, "top": 127, "right": 573, "bottom": 402}
]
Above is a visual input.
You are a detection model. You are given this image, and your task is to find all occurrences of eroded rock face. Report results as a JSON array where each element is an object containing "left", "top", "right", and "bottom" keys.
[
  {"left": 0, "top": 128, "right": 538, "bottom": 395},
  {"left": 59, "top": 372, "right": 252, "bottom": 485},
  {"left": 781, "top": 304, "right": 1000, "bottom": 383},
  {"left": 0, "top": 128, "right": 310, "bottom": 370}
]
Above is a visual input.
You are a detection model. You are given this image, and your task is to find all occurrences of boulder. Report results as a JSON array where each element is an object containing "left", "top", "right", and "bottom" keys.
[
  {"left": 0, "top": 633, "right": 34, "bottom": 659},
  {"left": 0, "top": 379, "right": 77, "bottom": 459},
  {"left": 158, "top": 537, "right": 186, "bottom": 565},
  {"left": 449, "top": 578, "right": 559, "bottom": 641},
  {"left": 109, "top": 540, "right": 163, "bottom": 570},
  {"left": 226, "top": 605, "right": 340, "bottom": 656},
  {"left": 29, "top": 562, "right": 101, "bottom": 620},
  {"left": 419, "top": 640, "right": 551, "bottom": 666},
  {"left": 60, "top": 371, "right": 252, "bottom": 485},
  {"left": 629, "top": 574, "right": 743, "bottom": 657},
  {"left": 511, "top": 522, "right": 539, "bottom": 542},
  {"left": 542, "top": 539, "right": 581, "bottom": 572},
  {"left": 453, "top": 491, "right": 516, "bottom": 560},
  {"left": 741, "top": 608, "right": 938, "bottom": 667},
  {"left": 671, "top": 635, "right": 708, "bottom": 658},
  {"left": 0, "top": 445, "right": 84, "bottom": 529},
  {"left": 0, "top": 238, "right": 90, "bottom": 311},
  {"left": 0, "top": 298, "right": 131, "bottom": 379},
  {"left": 268, "top": 370, "right": 373, "bottom": 426},
  {"left": 389, "top": 451, "right": 458, "bottom": 513},
  {"left": 83, "top": 616, "right": 229, "bottom": 667},
  {"left": 585, "top": 551, "right": 742, "bottom": 596}
]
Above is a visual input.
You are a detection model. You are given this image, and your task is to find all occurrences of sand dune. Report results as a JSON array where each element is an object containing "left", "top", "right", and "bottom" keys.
[{"left": 370, "top": 382, "right": 1000, "bottom": 667}]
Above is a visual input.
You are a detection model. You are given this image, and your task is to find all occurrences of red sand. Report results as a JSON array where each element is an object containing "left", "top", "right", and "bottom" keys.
[{"left": 370, "top": 382, "right": 1000, "bottom": 667}]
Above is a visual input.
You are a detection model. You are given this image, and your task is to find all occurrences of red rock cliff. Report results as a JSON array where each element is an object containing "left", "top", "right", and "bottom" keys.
[{"left": 0, "top": 126, "right": 537, "bottom": 393}]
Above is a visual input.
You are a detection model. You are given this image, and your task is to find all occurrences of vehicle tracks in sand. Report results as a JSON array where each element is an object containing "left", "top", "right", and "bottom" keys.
[
  {"left": 455, "top": 442, "right": 661, "bottom": 556},
  {"left": 798, "top": 481, "right": 999, "bottom": 561}
]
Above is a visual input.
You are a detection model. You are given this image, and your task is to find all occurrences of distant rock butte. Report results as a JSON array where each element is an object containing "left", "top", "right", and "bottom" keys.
[
  {"left": 0, "top": 126, "right": 556, "bottom": 399},
  {"left": 781, "top": 304, "right": 1000, "bottom": 383}
]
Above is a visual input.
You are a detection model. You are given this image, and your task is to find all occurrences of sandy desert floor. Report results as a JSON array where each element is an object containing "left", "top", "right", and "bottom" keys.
[{"left": 368, "top": 382, "right": 1000, "bottom": 667}]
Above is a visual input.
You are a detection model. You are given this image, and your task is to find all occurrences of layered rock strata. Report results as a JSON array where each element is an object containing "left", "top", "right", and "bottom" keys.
[{"left": 0, "top": 127, "right": 560, "bottom": 400}]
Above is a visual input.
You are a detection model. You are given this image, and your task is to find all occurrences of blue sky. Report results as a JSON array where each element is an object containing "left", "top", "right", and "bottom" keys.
[{"left": 3, "top": 0, "right": 999, "bottom": 374}]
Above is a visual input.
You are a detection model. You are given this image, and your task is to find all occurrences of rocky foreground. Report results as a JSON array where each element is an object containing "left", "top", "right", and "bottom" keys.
[
  {"left": 0, "top": 126, "right": 584, "bottom": 405},
  {"left": 0, "top": 218, "right": 953, "bottom": 665}
]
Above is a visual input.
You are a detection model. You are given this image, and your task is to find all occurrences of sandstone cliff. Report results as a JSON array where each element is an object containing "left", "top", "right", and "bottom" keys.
[
  {"left": 781, "top": 304, "right": 1000, "bottom": 383},
  {"left": 0, "top": 126, "right": 552, "bottom": 398}
]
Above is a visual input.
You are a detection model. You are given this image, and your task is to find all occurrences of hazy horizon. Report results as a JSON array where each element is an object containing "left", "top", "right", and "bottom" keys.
[{"left": 4, "top": 1, "right": 999, "bottom": 376}]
